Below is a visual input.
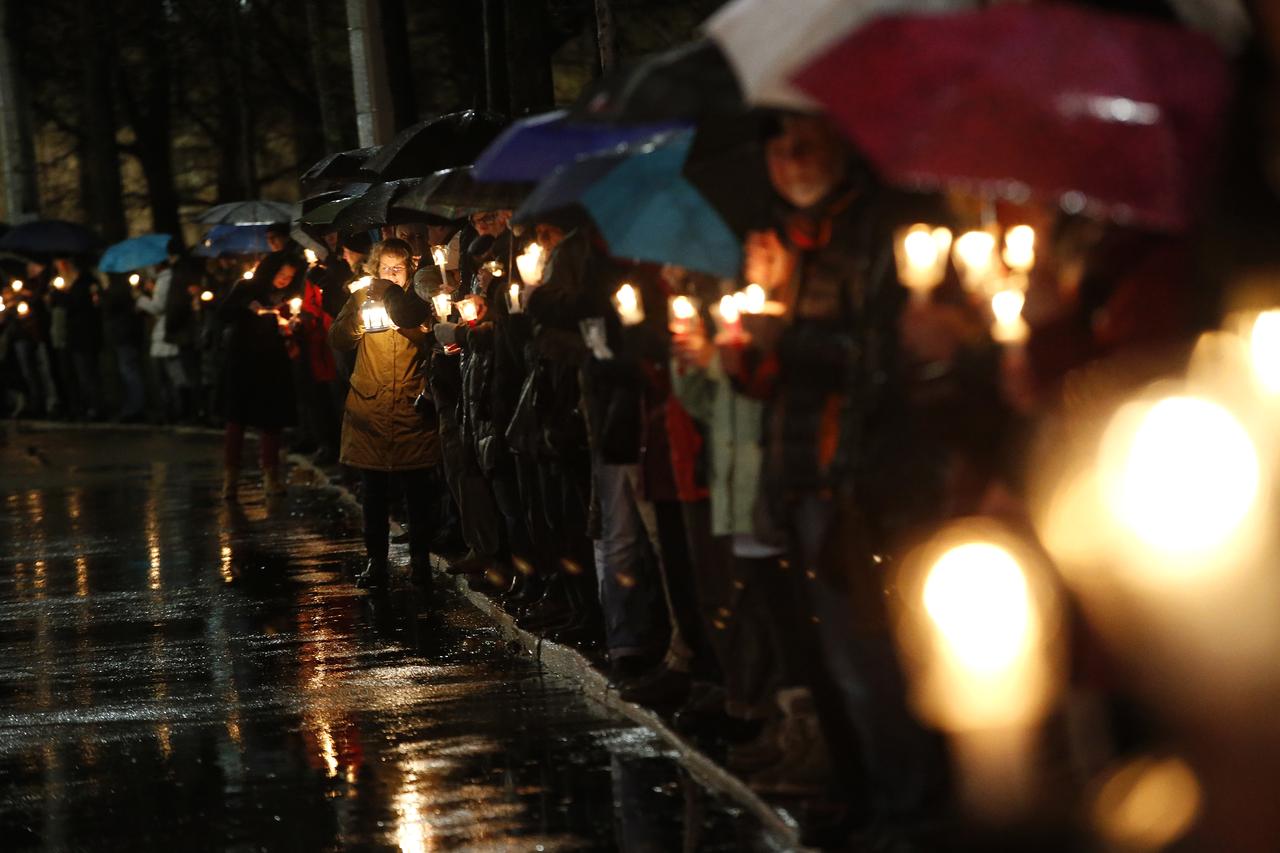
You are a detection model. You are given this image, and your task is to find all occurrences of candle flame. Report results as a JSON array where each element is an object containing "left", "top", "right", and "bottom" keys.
[
  {"left": 10, "top": 280, "right": 22, "bottom": 291},
  {"left": 740, "top": 283, "right": 767, "bottom": 314},
  {"left": 991, "top": 289, "right": 1025, "bottom": 326},
  {"left": 242, "top": 269, "right": 254, "bottom": 280},
  {"left": 924, "top": 542, "right": 1034, "bottom": 675},
  {"left": 616, "top": 283, "right": 637, "bottom": 314},
  {"left": 288, "top": 297, "right": 302, "bottom": 313},
  {"left": 1249, "top": 309, "right": 1280, "bottom": 394},
  {"left": 671, "top": 295, "right": 697, "bottom": 321},
  {"left": 430, "top": 245, "right": 449, "bottom": 267},
  {"left": 200, "top": 290, "right": 214, "bottom": 302},
  {"left": 52, "top": 276, "right": 66, "bottom": 290},
  {"left": 953, "top": 230, "right": 998, "bottom": 291},
  {"left": 17, "top": 301, "right": 29, "bottom": 316},
  {"left": 128, "top": 273, "right": 141, "bottom": 286},
  {"left": 515, "top": 243, "right": 544, "bottom": 285},
  {"left": 304, "top": 248, "right": 318, "bottom": 265},
  {"left": 718, "top": 294, "right": 740, "bottom": 325},
  {"left": 1003, "top": 225, "right": 1036, "bottom": 273}
]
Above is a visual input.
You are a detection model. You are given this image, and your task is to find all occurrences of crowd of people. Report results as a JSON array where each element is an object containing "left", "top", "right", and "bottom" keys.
[{"left": 2, "top": 1, "right": 1275, "bottom": 846}]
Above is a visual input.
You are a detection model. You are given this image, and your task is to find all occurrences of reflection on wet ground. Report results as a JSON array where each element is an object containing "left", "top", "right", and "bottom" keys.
[{"left": 0, "top": 428, "right": 776, "bottom": 851}]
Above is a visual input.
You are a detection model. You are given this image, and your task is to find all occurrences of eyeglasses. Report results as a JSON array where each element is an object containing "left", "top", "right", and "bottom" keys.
[{"left": 380, "top": 264, "right": 406, "bottom": 275}]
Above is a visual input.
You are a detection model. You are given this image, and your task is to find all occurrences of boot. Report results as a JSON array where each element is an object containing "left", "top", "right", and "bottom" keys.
[
  {"left": 222, "top": 467, "right": 239, "bottom": 501},
  {"left": 410, "top": 555, "right": 433, "bottom": 589},
  {"left": 356, "top": 558, "right": 388, "bottom": 590},
  {"left": 748, "top": 688, "right": 832, "bottom": 797},
  {"left": 263, "top": 466, "right": 286, "bottom": 496}
]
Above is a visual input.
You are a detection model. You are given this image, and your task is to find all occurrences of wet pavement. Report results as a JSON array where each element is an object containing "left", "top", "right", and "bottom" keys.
[{"left": 0, "top": 427, "right": 778, "bottom": 852}]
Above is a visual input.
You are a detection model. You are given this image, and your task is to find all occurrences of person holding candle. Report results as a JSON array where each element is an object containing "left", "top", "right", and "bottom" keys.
[
  {"left": 330, "top": 239, "right": 443, "bottom": 590},
  {"left": 217, "top": 250, "right": 303, "bottom": 500}
]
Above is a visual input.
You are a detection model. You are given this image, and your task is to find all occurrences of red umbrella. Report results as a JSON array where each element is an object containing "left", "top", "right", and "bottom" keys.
[{"left": 790, "top": 3, "right": 1232, "bottom": 232}]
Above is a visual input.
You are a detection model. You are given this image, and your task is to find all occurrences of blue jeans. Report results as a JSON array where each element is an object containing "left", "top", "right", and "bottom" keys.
[{"left": 591, "top": 461, "right": 668, "bottom": 660}]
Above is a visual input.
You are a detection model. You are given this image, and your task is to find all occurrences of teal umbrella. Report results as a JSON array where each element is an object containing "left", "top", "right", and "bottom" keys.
[
  {"left": 99, "top": 234, "right": 172, "bottom": 272},
  {"left": 568, "top": 131, "right": 741, "bottom": 278}
]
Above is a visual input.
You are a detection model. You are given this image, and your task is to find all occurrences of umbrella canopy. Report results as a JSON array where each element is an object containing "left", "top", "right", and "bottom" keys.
[
  {"left": 194, "top": 224, "right": 270, "bottom": 258},
  {"left": 471, "top": 110, "right": 686, "bottom": 182},
  {"left": 195, "top": 200, "right": 294, "bottom": 226},
  {"left": 0, "top": 220, "right": 99, "bottom": 255},
  {"left": 330, "top": 179, "right": 427, "bottom": 234},
  {"left": 569, "top": 40, "right": 743, "bottom": 125},
  {"left": 705, "top": 0, "right": 974, "bottom": 110},
  {"left": 397, "top": 167, "right": 533, "bottom": 219},
  {"left": 300, "top": 146, "right": 380, "bottom": 188},
  {"left": 791, "top": 3, "right": 1233, "bottom": 232},
  {"left": 681, "top": 113, "right": 775, "bottom": 236},
  {"left": 99, "top": 234, "right": 173, "bottom": 272},
  {"left": 360, "top": 110, "right": 508, "bottom": 181},
  {"left": 298, "top": 185, "right": 371, "bottom": 218},
  {"left": 520, "top": 132, "right": 741, "bottom": 278}
]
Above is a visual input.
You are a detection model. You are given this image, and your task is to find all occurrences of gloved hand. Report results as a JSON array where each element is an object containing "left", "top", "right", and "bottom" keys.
[{"left": 433, "top": 321, "right": 459, "bottom": 346}]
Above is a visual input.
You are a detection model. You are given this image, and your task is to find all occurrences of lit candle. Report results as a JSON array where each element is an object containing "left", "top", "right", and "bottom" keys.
[
  {"left": 17, "top": 301, "right": 29, "bottom": 316},
  {"left": 348, "top": 275, "right": 372, "bottom": 293},
  {"left": 895, "top": 224, "right": 953, "bottom": 301},
  {"left": 429, "top": 244, "right": 450, "bottom": 291},
  {"left": 360, "top": 299, "right": 394, "bottom": 332},
  {"left": 11, "top": 280, "right": 22, "bottom": 292},
  {"left": 431, "top": 292, "right": 453, "bottom": 320},
  {"left": 288, "top": 297, "right": 302, "bottom": 314},
  {"left": 716, "top": 293, "right": 744, "bottom": 341},
  {"left": 1002, "top": 225, "right": 1036, "bottom": 274},
  {"left": 613, "top": 283, "right": 644, "bottom": 326},
  {"left": 304, "top": 248, "right": 319, "bottom": 266},
  {"left": 484, "top": 260, "right": 505, "bottom": 278},
  {"left": 668, "top": 294, "right": 699, "bottom": 336},
  {"left": 991, "top": 289, "right": 1029, "bottom": 345},
  {"left": 0, "top": 301, "right": 5, "bottom": 313},
  {"left": 242, "top": 269, "right": 254, "bottom": 280},
  {"left": 200, "top": 290, "right": 214, "bottom": 303},
  {"left": 515, "top": 242, "right": 544, "bottom": 285},
  {"left": 128, "top": 273, "right": 141, "bottom": 287},
  {"left": 953, "top": 230, "right": 998, "bottom": 294},
  {"left": 52, "top": 276, "right": 66, "bottom": 290},
  {"left": 894, "top": 521, "right": 1062, "bottom": 821},
  {"left": 457, "top": 297, "right": 479, "bottom": 323},
  {"left": 507, "top": 283, "right": 522, "bottom": 314}
]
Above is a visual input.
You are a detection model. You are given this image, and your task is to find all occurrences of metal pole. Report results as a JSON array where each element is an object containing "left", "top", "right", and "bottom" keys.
[{"left": 346, "top": 0, "right": 394, "bottom": 147}]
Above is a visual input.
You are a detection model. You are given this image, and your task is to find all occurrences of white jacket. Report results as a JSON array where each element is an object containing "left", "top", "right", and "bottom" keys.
[{"left": 135, "top": 269, "right": 180, "bottom": 358}]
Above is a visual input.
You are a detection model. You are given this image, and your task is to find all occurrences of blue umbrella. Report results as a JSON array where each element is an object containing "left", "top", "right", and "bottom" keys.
[
  {"left": 0, "top": 220, "right": 99, "bottom": 255},
  {"left": 99, "top": 234, "right": 172, "bottom": 273},
  {"left": 472, "top": 110, "right": 688, "bottom": 182},
  {"left": 520, "top": 131, "right": 741, "bottom": 278},
  {"left": 194, "top": 224, "right": 270, "bottom": 257}
]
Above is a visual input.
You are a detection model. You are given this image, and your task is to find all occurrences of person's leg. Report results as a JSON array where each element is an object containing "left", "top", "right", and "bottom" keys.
[
  {"left": 592, "top": 460, "right": 668, "bottom": 667},
  {"left": 115, "top": 345, "right": 146, "bottom": 418},
  {"left": 402, "top": 467, "right": 437, "bottom": 585},
  {"left": 359, "top": 469, "right": 391, "bottom": 586},
  {"left": 71, "top": 349, "right": 103, "bottom": 417},
  {"left": 223, "top": 421, "right": 245, "bottom": 499}
]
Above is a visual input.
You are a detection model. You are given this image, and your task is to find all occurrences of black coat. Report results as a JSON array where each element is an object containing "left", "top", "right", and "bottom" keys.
[
  {"left": 216, "top": 272, "right": 299, "bottom": 428},
  {"left": 64, "top": 273, "right": 102, "bottom": 353}
]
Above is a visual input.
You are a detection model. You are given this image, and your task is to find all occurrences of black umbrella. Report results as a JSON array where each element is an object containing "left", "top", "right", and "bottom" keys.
[
  {"left": 298, "top": 185, "right": 371, "bottom": 217},
  {"left": 0, "top": 220, "right": 100, "bottom": 255},
  {"left": 360, "top": 110, "right": 509, "bottom": 181},
  {"left": 682, "top": 113, "right": 776, "bottom": 237},
  {"left": 397, "top": 167, "right": 533, "bottom": 219},
  {"left": 569, "top": 40, "right": 743, "bottom": 125},
  {"left": 331, "top": 179, "right": 428, "bottom": 234},
  {"left": 196, "top": 200, "right": 294, "bottom": 226},
  {"left": 300, "top": 146, "right": 380, "bottom": 192}
]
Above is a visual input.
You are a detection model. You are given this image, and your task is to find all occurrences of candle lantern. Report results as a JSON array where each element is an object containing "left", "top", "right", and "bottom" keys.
[
  {"left": 1002, "top": 225, "right": 1036, "bottom": 274},
  {"left": 506, "top": 283, "right": 523, "bottom": 314},
  {"left": 894, "top": 224, "right": 953, "bottom": 301},
  {"left": 431, "top": 292, "right": 453, "bottom": 320},
  {"left": 715, "top": 294, "right": 744, "bottom": 341},
  {"left": 668, "top": 294, "right": 699, "bottom": 336},
  {"left": 515, "top": 242, "right": 545, "bottom": 285},
  {"left": 483, "top": 260, "right": 505, "bottom": 278},
  {"left": 953, "top": 230, "right": 999, "bottom": 294},
  {"left": 612, "top": 283, "right": 645, "bottom": 326},
  {"left": 361, "top": 299, "right": 395, "bottom": 333},
  {"left": 990, "top": 289, "right": 1029, "bottom": 346},
  {"left": 457, "top": 297, "right": 479, "bottom": 323}
]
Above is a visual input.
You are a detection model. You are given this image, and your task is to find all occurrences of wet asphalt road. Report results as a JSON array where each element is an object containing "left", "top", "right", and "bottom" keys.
[{"left": 0, "top": 427, "right": 773, "bottom": 852}]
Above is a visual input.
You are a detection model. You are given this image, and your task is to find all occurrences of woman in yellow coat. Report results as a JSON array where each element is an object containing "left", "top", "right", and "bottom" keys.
[{"left": 329, "top": 238, "right": 441, "bottom": 589}]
